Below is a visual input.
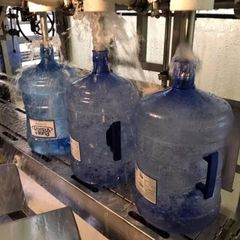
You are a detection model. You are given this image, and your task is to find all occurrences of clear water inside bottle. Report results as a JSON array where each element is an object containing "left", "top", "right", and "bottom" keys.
[
  {"left": 133, "top": 60, "right": 233, "bottom": 233},
  {"left": 19, "top": 45, "right": 76, "bottom": 156},
  {"left": 67, "top": 50, "right": 139, "bottom": 187}
]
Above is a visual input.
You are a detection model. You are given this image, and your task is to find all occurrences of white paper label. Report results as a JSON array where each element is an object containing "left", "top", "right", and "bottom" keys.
[
  {"left": 29, "top": 119, "right": 56, "bottom": 138},
  {"left": 70, "top": 137, "right": 81, "bottom": 161},
  {"left": 135, "top": 165, "right": 157, "bottom": 204}
]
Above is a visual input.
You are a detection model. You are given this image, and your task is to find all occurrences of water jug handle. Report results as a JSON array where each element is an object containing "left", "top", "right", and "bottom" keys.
[
  {"left": 196, "top": 152, "right": 219, "bottom": 200},
  {"left": 106, "top": 121, "right": 122, "bottom": 161}
]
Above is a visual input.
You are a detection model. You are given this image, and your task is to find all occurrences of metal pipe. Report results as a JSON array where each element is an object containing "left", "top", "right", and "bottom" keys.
[
  {"left": 39, "top": 13, "right": 48, "bottom": 46},
  {"left": 159, "top": 10, "right": 172, "bottom": 88},
  {"left": 163, "top": 11, "right": 172, "bottom": 71},
  {"left": 186, "top": 11, "right": 196, "bottom": 48},
  {"left": 136, "top": 13, "right": 148, "bottom": 62},
  {"left": 171, "top": 11, "right": 196, "bottom": 57},
  {"left": 0, "top": 7, "right": 13, "bottom": 75}
]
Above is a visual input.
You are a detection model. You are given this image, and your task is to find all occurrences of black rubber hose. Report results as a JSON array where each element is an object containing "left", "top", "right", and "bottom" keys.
[
  {"left": 47, "top": 12, "right": 55, "bottom": 37},
  {"left": 16, "top": 9, "right": 32, "bottom": 43}
]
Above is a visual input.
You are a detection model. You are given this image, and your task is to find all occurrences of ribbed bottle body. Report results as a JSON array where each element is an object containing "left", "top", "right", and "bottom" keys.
[
  {"left": 19, "top": 45, "right": 74, "bottom": 155},
  {"left": 67, "top": 50, "right": 139, "bottom": 187},
  {"left": 133, "top": 60, "right": 233, "bottom": 233}
]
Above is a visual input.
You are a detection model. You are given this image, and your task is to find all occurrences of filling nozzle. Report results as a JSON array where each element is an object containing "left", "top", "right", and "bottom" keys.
[{"left": 39, "top": 12, "right": 49, "bottom": 47}]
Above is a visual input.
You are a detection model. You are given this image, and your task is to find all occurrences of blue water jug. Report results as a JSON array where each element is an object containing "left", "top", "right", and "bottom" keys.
[
  {"left": 133, "top": 59, "right": 233, "bottom": 233},
  {"left": 19, "top": 44, "right": 74, "bottom": 156},
  {"left": 67, "top": 50, "right": 139, "bottom": 187}
]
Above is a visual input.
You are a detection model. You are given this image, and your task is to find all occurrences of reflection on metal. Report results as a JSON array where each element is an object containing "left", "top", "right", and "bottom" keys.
[
  {"left": 0, "top": 164, "right": 26, "bottom": 216},
  {"left": 0, "top": 157, "right": 80, "bottom": 239},
  {"left": 0, "top": 207, "right": 81, "bottom": 240},
  {"left": 213, "top": 218, "right": 240, "bottom": 240},
  {"left": 0, "top": 100, "right": 239, "bottom": 240}
]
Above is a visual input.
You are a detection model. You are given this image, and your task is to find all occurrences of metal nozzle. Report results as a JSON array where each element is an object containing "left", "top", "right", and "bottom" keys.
[{"left": 39, "top": 13, "right": 49, "bottom": 46}]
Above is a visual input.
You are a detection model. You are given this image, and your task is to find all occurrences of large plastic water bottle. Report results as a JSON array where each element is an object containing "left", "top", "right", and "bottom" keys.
[
  {"left": 67, "top": 50, "right": 139, "bottom": 187},
  {"left": 19, "top": 44, "right": 74, "bottom": 156},
  {"left": 133, "top": 49, "right": 233, "bottom": 233}
]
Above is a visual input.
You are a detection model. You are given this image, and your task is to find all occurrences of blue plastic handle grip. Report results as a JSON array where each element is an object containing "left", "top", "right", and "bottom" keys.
[{"left": 196, "top": 152, "right": 219, "bottom": 199}]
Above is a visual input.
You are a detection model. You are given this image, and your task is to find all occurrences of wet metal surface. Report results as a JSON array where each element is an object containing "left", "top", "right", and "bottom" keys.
[
  {"left": 0, "top": 207, "right": 81, "bottom": 240},
  {"left": 0, "top": 164, "right": 25, "bottom": 216}
]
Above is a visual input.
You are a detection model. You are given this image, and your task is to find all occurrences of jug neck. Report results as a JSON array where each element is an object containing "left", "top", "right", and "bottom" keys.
[
  {"left": 39, "top": 44, "right": 56, "bottom": 66},
  {"left": 172, "top": 60, "right": 196, "bottom": 90},
  {"left": 92, "top": 50, "right": 110, "bottom": 74}
]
